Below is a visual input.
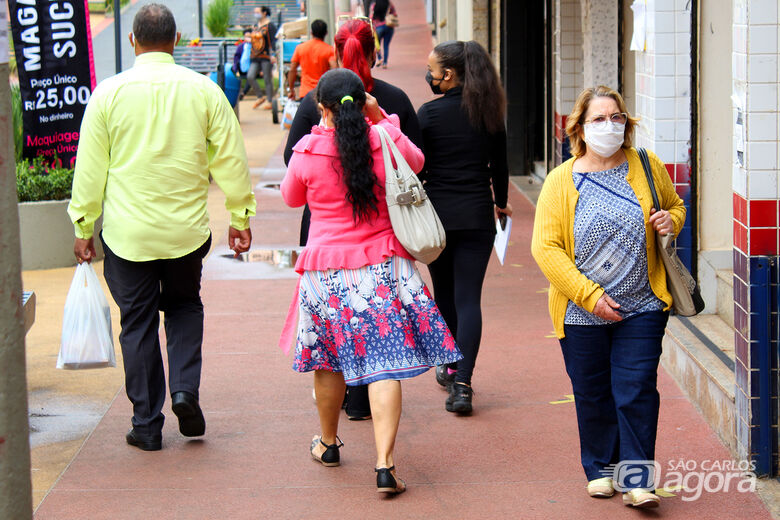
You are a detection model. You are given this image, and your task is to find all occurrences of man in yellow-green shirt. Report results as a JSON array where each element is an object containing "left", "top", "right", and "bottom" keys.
[{"left": 68, "top": 3, "right": 256, "bottom": 451}]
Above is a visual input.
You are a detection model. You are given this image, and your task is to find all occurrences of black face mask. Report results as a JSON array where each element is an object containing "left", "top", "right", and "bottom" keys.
[{"left": 425, "top": 71, "right": 444, "bottom": 95}]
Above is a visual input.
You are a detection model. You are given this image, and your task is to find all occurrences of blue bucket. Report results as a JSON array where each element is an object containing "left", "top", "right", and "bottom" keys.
[{"left": 210, "top": 62, "right": 241, "bottom": 107}]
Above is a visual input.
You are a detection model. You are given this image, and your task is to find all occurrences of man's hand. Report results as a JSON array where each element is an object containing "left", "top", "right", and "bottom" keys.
[
  {"left": 229, "top": 226, "right": 252, "bottom": 257},
  {"left": 592, "top": 293, "right": 623, "bottom": 322},
  {"left": 74, "top": 237, "right": 96, "bottom": 264}
]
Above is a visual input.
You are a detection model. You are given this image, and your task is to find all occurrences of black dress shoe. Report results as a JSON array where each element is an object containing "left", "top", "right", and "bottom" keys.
[
  {"left": 126, "top": 429, "right": 162, "bottom": 451},
  {"left": 171, "top": 391, "right": 206, "bottom": 437}
]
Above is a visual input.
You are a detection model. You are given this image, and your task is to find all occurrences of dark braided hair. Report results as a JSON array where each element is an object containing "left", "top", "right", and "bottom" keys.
[{"left": 316, "top": 69, "right": 378, "bottom": 222}]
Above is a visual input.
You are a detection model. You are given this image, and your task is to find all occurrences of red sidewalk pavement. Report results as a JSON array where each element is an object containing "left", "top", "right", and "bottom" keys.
[{"left": 34, "top": 1, "right": 775, "bottom": 518}]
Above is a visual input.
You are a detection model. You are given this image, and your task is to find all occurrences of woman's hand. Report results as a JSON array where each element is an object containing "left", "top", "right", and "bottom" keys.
[
  {"left": 495, "top": 202, "right": 513, "bottom": 219},
  {"left": 592, "top": 293, "right": 623, "bottom": 322},
  {"left": 363, "top": 93, "right": 385, "bottom": 124},
  {"left": 649, "top": 208, "right": 674, "bottom": 235}
]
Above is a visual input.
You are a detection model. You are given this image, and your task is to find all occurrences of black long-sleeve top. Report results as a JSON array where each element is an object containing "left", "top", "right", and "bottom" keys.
[
  {"left": 283, "top": 77, "right": 423, "bottom": 165},
  {"left": 416, "top": 86, "right": 508, "bottom": 231}
]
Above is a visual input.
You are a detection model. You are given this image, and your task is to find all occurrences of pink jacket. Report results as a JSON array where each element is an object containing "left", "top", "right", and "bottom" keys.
[{"left": 282, "top": 114, "right": 425, "bottom": 274}]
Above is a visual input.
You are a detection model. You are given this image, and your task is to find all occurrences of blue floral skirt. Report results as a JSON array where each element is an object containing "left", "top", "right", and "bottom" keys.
[{"left": 293, "top": 256, "right": 462, "bottom": 385}]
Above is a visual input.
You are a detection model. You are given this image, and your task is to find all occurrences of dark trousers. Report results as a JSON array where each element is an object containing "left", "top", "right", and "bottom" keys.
[
  {"left": 559, "top": 310, "right": 669, "bottom": 487},
  {"left": 427, "top": 229, "right": 494, "bottom": 385},
  {"left": 102, "top": 234, "right": 211, "bottom": 436},
  {"left": 247, "top": 58, "right": 274, "bottom": 101}
]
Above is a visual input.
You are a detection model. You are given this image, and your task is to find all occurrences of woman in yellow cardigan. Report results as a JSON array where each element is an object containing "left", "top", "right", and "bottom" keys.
[{"left": 531, "top": 86, "right": 685, "bottom": 509}]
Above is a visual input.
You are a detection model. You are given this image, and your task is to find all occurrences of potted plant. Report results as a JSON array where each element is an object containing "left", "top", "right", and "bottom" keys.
[{"left": 12, "top": 88, "right": 103, "bottom": 270}]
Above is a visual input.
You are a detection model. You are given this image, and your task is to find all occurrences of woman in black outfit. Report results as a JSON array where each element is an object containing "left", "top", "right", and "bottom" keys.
[
  {"left": 417, "top": 40, "right": 512, "bottom": 414},
  {"left": 283, "top": 18, "right": 422, "bottom": 421}
]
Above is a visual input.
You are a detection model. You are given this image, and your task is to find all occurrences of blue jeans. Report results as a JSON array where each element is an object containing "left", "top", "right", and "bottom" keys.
[
  {"left": 559, "top": 310, "right": 669, "bottom": 488},
  {"left": 375, "top": 24, "right": 394, "bottom": 64}
]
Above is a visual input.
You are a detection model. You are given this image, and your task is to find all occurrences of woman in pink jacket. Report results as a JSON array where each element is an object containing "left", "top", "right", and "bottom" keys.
[{"left": 281, "top": 69, "right": 461, "bottom": 495}]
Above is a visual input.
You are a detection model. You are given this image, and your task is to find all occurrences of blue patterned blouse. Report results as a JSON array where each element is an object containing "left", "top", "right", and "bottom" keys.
[{"left": 564, "top": 161, "right": 665, "bottom": 326}]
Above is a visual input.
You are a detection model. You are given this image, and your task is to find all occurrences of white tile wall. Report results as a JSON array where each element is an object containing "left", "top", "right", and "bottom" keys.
[
  {"left": 733, "top": 164, "right": 748, "bottom": 197},
  {"left": 734, "top": 0, "right": 780, "bottom": 213},
  {"left": 747, "top": 83, "right": 778, "bottom": 112},
  {"left": 748, "top": 25, "right": 778, "bottom": 54},
  {"left": 752, "top": 0, "right": 778, "bottom": 24},
  {"left": 747, "top": 170, "right": 779, "bottom": 199},
  {"left": 634, "top": 0, "right": 693, "bottom": 166},
  {"left": 747, "top": 54, "right": 778, "bottom": 84},
  {"left": 747, "top": 142, "right": 778, "bottom": 170}
]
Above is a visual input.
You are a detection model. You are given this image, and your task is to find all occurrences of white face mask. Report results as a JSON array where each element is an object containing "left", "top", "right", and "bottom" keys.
[{"left": 583, "top": 122, "right": 626, "bottom": 158}]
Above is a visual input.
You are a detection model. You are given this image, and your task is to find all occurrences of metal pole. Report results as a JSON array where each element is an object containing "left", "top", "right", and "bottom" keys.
[
  {"left": 114, "top": 0, "right": 122, "bottom": 73},
  {"left": 0, "top": 13, "right": 34, "bottom": 518},
  {"left": 198, "top": 0, "right": 204, "bottom": 38}
]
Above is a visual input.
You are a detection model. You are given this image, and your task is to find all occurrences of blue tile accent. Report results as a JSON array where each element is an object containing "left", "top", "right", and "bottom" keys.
[
  {"left": 561, "top": 137, "right": 571, "bottom": 162},
  {"left": 748, "top": 255, "right": 775, "bottom": 476}
]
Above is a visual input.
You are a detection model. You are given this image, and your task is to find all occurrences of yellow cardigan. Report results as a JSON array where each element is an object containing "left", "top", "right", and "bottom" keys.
[{"left": 531, "top": 147, "right": 686, "bottom": 338}]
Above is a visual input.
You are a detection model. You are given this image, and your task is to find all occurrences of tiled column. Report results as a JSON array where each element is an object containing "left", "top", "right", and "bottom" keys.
[
  {"left": 554, "top": 0, "right": 582, "bottom": 165},
  {"left": 731, "top": 0, "right": 780, "bottom": 472},
  {"left": 633, "top": 0, "right": 694, "bottom": 269}
]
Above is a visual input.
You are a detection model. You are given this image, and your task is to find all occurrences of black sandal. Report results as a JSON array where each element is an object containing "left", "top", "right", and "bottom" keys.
[
  {"left": 375, "top": 466, "right": 406, "bottom": 494},
  {"left": 310, "top": 436, "right": 343, "bottom": 467}
]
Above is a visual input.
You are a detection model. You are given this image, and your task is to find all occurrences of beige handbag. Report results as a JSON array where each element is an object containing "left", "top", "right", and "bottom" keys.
[
  {"left": 386, "top": 13, "right": 399, "bottom": 28},
  {"left": 637, "top": 148, "right": 705, "bottom": 316},
  {"left": 375, "top": 125, "right": 445, "bottom": 264}
]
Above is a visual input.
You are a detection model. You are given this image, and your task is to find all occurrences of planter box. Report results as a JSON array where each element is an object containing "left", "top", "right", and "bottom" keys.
[{"left": 18, "top": 200, "right": 104, "bottom": 270}]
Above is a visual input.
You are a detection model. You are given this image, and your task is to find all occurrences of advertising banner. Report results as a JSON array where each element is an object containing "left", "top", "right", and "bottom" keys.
[{"left": 9, "top": 0, "right": 96, "bottom": 168}]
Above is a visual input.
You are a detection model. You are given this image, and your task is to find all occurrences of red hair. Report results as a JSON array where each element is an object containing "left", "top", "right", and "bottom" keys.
[{"left": 334, "top": 20, "right": 374, "bottom": 92}]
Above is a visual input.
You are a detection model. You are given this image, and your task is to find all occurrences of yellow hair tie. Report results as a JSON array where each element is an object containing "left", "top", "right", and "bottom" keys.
[{"left": 340, "top": 95, "right": 354, "bottom": 104}]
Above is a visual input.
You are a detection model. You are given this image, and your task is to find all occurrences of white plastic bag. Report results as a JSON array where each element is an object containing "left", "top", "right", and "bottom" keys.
[
  {"left": 282, "top": 100, "right": 299, "bottom": 130},
  {"left": 57, "top": 263, "right": 116, "bottom": 369}
]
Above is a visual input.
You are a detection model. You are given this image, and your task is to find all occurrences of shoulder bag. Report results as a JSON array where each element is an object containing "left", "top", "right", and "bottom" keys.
[
  {"left": 637, "top": 148, "right": 705, "bottom": 316},
  {"left": 374, "top": 124, "right": 446, "bottom": 264}
]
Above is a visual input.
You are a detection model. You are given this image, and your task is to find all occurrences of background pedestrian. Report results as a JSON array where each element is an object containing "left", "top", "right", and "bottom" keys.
[
  {"left": 370, "top": 0, "right": 397, "bottom": 68},
  {"left": 287, "top": 19, "right": 336, "bottom": 100}
]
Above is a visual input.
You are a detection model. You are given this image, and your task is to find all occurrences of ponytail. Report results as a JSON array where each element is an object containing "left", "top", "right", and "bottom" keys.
[
  {"left": 433, "top": 40, "right": 507, "bottom": 134},
  {"left": 334, "top": 19, "right": 375, "bottom": 92},
  {"left": 317, "top": 69, "right": 378, "bottom": 222}
]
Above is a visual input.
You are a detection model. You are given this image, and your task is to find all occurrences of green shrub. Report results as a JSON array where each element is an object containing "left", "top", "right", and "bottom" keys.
[
  {"left": 205, "top": 0, "right": 233, "bottom": 37},
  {"left": 10, "top": 84, "right": 23, "bottom": 163},
  {"left": 8, "top": 38, "right": 17, "bottom": 77},
  {"left": 16, "top": 157, "right": 74, "bottom": 202},
  {"left": 104, "top": 0, "right": 130, "bottom": 13}
]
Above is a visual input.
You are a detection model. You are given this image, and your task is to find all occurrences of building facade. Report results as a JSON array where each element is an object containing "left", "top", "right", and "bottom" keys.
[{"left": 426, "top": 0, "right": 780, "bottom": 475}]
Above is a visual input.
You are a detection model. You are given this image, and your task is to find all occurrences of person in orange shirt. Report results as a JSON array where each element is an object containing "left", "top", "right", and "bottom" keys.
[{"left": 287, "top": 20, "right": 336, "bottom": 100}]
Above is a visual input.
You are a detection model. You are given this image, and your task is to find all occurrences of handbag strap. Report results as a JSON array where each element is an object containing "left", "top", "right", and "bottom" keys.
[{"left": 636, "top": 147, "right": 661, "bottom": 211}]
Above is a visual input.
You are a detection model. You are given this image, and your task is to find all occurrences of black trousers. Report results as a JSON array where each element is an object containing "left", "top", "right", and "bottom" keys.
[
  {"left": 102, "top": 234, "right": 211, "bottom": 435},
  {"left": 427, "top": 229, "right": 494, "bottom": 385}
]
